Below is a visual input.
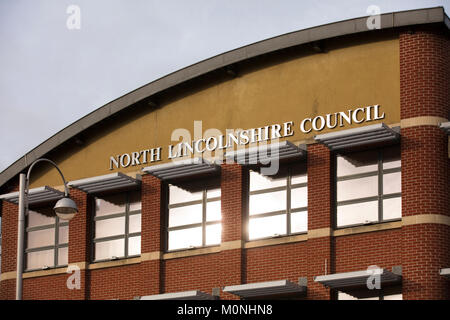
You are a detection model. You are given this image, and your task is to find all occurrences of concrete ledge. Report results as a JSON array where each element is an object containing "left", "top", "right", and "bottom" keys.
[
  {"left": 333, "top": 221, "right": 402, "bottom": 237},
  {"left": 400, "top": 116, "right": 448, "bottom": 129},
  {"left": 244, "top": 234, "right": 308, "bottom": 249},
  {"left": 0, "top": 271, "right": 17, "bottom": 281},
  {"left": 163, "top": 246, "right": 221, "bottom": 260},
  {"left": 141, "top": 251, "right": 163, "bottom": 261},
  {"left": 308, "top": 228, "right": 332, "bottom": 239},
  {"left": 402, "top": 214, "right": 450, "bottom": 227},
  {"left": 220, "top": 240, "right": 245, "bottom": 251},
  {"left": 88, "top": 257, "right": 142, "bottom": 270}
]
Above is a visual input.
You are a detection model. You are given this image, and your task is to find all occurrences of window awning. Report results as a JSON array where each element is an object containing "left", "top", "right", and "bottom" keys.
[
  {"left": 440, "top": 268, "right": 450, "bottom": 279},
  {"left": 138, "top": 290, "right": 215, "bottom": 300},
  {"left": 223, "top": 279, "right": 306, "bottom": 299},
  {"left": 225, "top": 141, "right": 306, "bottom": 166},
  {"left": 143, "top": 158, "right": 220, "bottom": 181},
  {"left": 314, "top": 268, "right": 402, "bottom": 290},
  {"left": 68, "top": 172, "right": 141, "bottom": 194},
  {"left": 0, "top": 186, "right": 64, "bottom": 205},
  {"left": 314, "top": 123, "right": 400, "bottom": 151},
  {"left": 439, "top": 122, "right": 450, "bottom": 135}
]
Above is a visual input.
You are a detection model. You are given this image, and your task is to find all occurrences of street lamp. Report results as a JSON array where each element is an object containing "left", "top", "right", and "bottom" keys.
[{"left": 16, "top": 158, "right": 78, "bottom": 300}]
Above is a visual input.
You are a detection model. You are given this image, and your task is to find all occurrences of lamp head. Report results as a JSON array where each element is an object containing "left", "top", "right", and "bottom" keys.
[{"left": 54, "top": 197, "right": 78, "bottom": 220}]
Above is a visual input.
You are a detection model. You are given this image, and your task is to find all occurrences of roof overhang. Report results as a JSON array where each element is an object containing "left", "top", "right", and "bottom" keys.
[
  {"left": 0, "top": 7, "right": 448, "bottom": 190},
  {"left": 143, "top": 158, "right": 220, "bottom": 181},
  {"left": 0, "top": 186, "right": 64, "bottom": 205},
  {"left": 138, "top": 290, "right": 215, "bottom": 300},
  {"left": 68, "top": 172, "right": 141, "bottom": 194},
  {"left": 314, "top": 123, "right": 400, "bottom": 151},
  {"left": 439, "top": 121, "right": 450, "bottom": 134},
  {"left": 225, "top": 141, "right": 306, "bottom": 166},
  {"left": 440, "top": 268, "right": 450, "bottom": 279},
  {"left": 223, "top": 279, "right": 306, "bottom": 299},
  {"left": 314, "top": 268, "right": 402, "bottom": 293}
]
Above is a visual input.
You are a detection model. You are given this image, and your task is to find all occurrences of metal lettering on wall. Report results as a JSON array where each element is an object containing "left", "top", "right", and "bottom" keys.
[{"left": 109, "top": 104, "right": 385, "bottom": 170}]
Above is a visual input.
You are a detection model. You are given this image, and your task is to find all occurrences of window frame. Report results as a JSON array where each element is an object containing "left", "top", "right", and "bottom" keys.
[
  {"left": 91, "top": 190, "right": 141, "bottom": 263},
  {"left": 334, "top": 147, "right": 401, "bottom": 229},
  {"left": 165, "top": 185, "right": 221, "bottom": 252},
  {"left": 247, "top": 166, "right": 308, "bottom": 241},
  {"left": 24, "top": 207, "right": 68, "bottom": 272}
]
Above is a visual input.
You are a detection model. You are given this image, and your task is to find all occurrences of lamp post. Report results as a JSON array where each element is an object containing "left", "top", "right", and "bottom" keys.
[{"left": 16, "top": 158, "right": 78, "bottom": 300}]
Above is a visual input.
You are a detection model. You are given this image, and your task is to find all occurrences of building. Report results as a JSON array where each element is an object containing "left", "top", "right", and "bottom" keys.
[{"left": 0, "top": 7, "right": 449, "bottom": 300}]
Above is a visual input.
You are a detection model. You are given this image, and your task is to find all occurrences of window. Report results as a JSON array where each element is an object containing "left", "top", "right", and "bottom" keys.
[
  {"left": 25, "top": 206, "right": 68, "bottom": 270},
  {"left": 248, "top": 165, "right": 307, "bottom": 240},
  {"left": 167, "top": 184, "right": 221, "bottom": 251},
  {"left": 336, "top": 147, "right": 401, "bottom": 228},
  {"left": 93, "top": 190, "right": 141, "bottom": 261}
]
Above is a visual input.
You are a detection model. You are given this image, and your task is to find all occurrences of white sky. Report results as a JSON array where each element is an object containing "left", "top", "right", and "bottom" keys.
[{"left": 0, "top": 0, "right": 448, "bottom": 173}]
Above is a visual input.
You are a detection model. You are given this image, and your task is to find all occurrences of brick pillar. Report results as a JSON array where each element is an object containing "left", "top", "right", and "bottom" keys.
[
  {"left": 68, "top": 188, "right": 90, "bottom": 299},
  {"left": 140, "top": 174, "right": 164, "bottom": 296},
  {"left": 0, "top": 200, "right": 19, "bottom": 300},
  {"left": 307, "top": 144, "right": 333, "bottom": 300},
  {"left": 400, "top": 26, "right": 450, "bottom": 300},
  {"left": 220, "top": 163, "right": 247, "bottom": 300}
]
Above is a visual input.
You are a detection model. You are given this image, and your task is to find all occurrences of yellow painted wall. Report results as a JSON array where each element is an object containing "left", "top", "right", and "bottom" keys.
[{"left": 30, "top": 34, "right": 400, "bottom": 188}]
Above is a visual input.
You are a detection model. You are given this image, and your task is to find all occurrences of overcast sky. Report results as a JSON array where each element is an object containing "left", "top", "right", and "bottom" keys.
[{"left": 0, "top": 0, "right": 448, "bottom": 173}]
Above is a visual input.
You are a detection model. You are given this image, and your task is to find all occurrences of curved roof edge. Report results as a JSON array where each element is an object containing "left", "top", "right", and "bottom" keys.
[{"left": 0, "top": 6, "right": 448, "bottom": 189}]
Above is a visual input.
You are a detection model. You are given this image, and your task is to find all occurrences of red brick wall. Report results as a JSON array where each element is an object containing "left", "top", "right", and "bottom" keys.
[{"left": 400, "top": 25, "right": 450, "bottom": 300}]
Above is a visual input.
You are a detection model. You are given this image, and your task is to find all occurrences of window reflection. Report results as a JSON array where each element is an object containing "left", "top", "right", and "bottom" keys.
[
  {"left": 93, "top": 190, "right": 141, "bottom": 261},
  {"left": 25, "top": 206, "right": 68, "bottom": 271},
  {"left": 336, "top": 147, "right": 401, "bottom": 227},
  {"left": 248, "top": 165, "right": 307, "bottom": 240},
  {"left": 167, "top": 183, "right": 221, "bottom": 251}
]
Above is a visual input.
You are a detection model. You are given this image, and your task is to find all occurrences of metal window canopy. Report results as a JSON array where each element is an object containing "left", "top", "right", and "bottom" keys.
[
  {"left": 439, "top": 122, "right": 450, "bottom": 135},
  {"left": 314, "top": 268, "right": 402, "bottom": 291},
  {"left": 314, "top": 123, "right": 400, "bottom": 151},
  {"left": 225, "top": 141, "right": 306, "bottom": 166},
  {"left": 138, "top": 290, "right": 215, "bottom": 300},
  {"left": 142, "top": 158, "right": 220, "bottom": 181},
  {"left": 68, "top": 172, "right": 141, "bottom": 194},
  {"left": 223, "top": 279, "right": 306, "bottom": 299},
  {"left": 440, "top": 268, "right": 450, "bottom": 279},
  {"left": 0, "top": 186, "right": 64, "bottom": 205}
]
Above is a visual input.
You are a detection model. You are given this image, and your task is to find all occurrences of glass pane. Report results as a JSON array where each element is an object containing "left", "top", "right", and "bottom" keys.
[
  {"left": 250, "top": 171, "right": 286, "bottom": 191},
  {"left": 291, "top": 211, "right": 307, "bottom": 233},
  {"left": 95, "top": 194, "right": 126, "bottom": 217},
  {"left": 383, "top": 172, "right": 401, "bottom": 195},
  {"left": 337, "top": 176, "right": 378, "bottom": 202},
  {"left": 383, "top": 197, "right": 401, "bottom": 220},
  {"left": 128, "top": 236, "right": 141, "bottom": 256},
  {"left": 58, "top": 225, "right": 69, "bottom": 244},
  {"left": 26, "top": 249, "right": 54, "bottom": 270},
  {"left": 129, "top": 214, "right": 141, "bottom": 234},
  {"left": 384, "top": 294, "right": 402, "bottom": 300},
  {"left": 169, "top": 184, "right": 202, "bottom": 205},
  {"left": 27, "top": 228, "right": 55, "bottom": 248},
  {"left": 249, "top": 190, "right": 286, "bottom": 215},
  {"left": 95, "top": 239, "right": 125, "bottom": 261},
  {"left": 207, "top": 188, "right": 221, "bottom": 199},
  {"left": 291, "top": 187, "right": 307, "bottom": 209},
  {"left": 206, "top": 224, "right": 221, "bottom": 246},
  {"left": 206, "top": 200, "right": 221, "bottom": 222},
  {"left": 168, "top": 227, "right": 202, "bottom": 251},
  {"left": 337, "top": 151, "right": 378, "bottom": 177},
  {"left": 291, "top": 174, "right": 307, "bottom": 185},
  {"left": 383, "top": 147, "right": 401, "bottom": 169},
  {"left": 249, "top": 214, "right": 287, "bottom": 240},
  {"left": 28, "top": 209, "right": 55, "bottom": 228},
  {"left": 129, "top": 190, "right": 142, "bottom": 211},
  {"left": 337, "top": 200, "right": 378, "bottom": 227},
  {"left": 95, "top": 217, "right": 125, "bottom": 238},
  {"left": 169, "top": 204, "right": 202, "bottom": 227},
  {"left": 337, "top": 292, "right": 357, "bottom": 300},
  {"left": 58, "top": 247, "right": 68, "bottom": 266}
]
